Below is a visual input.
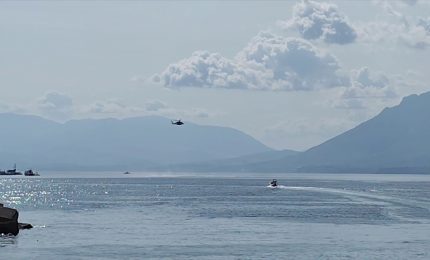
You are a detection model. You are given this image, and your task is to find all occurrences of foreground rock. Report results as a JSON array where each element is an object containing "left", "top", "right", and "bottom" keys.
[{"left": 0, "top": 204, "right": 32, "bottom": 236}]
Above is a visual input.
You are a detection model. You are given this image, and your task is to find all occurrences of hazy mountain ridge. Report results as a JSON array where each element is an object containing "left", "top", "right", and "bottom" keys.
[
  {"left": 1, "top": 91, "right": 429, "bottom": 173},
  {"left": 0, "top": 114, "right": 272, "bottom": 170},
  {"left": 294, "top": 92, "right": 430, "bottom": 173},
  {"left": 223, "top": 92, "right": 430, "bottom": 173}
]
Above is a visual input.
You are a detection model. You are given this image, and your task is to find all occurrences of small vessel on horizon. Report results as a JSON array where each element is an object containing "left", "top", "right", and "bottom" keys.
[
  {"left": 269, "top": 179, "right": 278, "bottom": 187},
  {"left": 0, "top": 164, "right": 22, "bottom": 176},
  {"left": 24, "top": 169, "right": 40, "bottom": 176}
]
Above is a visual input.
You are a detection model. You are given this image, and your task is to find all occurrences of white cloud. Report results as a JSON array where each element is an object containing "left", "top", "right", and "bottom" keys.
[
  {"left": 155, "top": 50, "right": 262, "bottom": 90},
  {"left": 373, "top": 0, "right": 421, "bottom": 10},
  {"left": 78, "top": 99, "right": 212, "bottom": 120},
  {"left": 144, "top": 100, "right": 167, "bottom": 112},
  {"left": 142, "top": 100, "right": 211, "bottom": 119},
  {"left": 38, "top": 92, "right": 74, "bottom": 120},
  {"left": 417, "top": 17, "right": 430, "bottom": 32},
  {"left": 400, "top": 20, "right": 430, "bottom": 49},
  {"left": 358, "top": 20, "right": 430, "bottom": 50},
  {"left": 281, "top": 0, "right": 357, "bottom": 44},
  {"left": 38, "top": 92, "right": 73, "bottom": 110},
  {"left": 149, "top": 105, "right": 212, "bottom": 119},
  {"left": 352, "top": 67, "right": 389, "bottom": 89},
  {"left": 237, "top": 32, "right": 349, "bottom": 90},
  {"left": 359, "top": 2, "right": 430, "bottom": 50},
  {"left": 0, "top": 102, "right": 28, "bottom": 114},
  {"left": 330, "top": 67, "right": 402, "bottom": 110},
  {"left": 82, "top": 99, "right": 143, "bottom": 117},
  {"left": 155, "top": 32, "right": 349, "bottom": 91}
]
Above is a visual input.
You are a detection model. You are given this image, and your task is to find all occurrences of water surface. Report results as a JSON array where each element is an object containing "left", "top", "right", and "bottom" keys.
[{"left": 1, "top": 173, "right": 430, "bottom": 259}]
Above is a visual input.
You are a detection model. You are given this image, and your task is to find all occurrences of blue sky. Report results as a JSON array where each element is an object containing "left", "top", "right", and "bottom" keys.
[{"left": 1, "top": 0, "right": 429, "bottom": 150}]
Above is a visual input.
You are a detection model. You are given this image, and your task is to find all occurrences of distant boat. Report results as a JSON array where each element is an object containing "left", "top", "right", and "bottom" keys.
[
  {"left": 24, "top": 169, "right": 40, "bottom": 176},
  {"left": 123, "top": 171, "right": 131, "bottom": 175},
  {"left": 269, "top": 179, "right": 278, "bottom": 187},
  {"left": 0, "top": 164, "right": 22, "bottom": 176}
]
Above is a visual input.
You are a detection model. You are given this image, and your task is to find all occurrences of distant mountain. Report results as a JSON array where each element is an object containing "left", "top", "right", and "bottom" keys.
[
  {"left": 293, "top": 92, "right": 430, "bottom": 173},
  {"left": 234, "top": 92, "right": 430, "bottom": 173},
  {"left": 4, "top": 91, "right": 428, "bottom": 174},
  {"left": 0, "top": 114, "right": 272, "bottom": 171}
]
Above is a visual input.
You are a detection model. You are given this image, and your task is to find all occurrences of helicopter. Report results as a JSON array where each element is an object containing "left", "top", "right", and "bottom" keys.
[{"left": 171, "top": 119, "right": 184, "bottom": 125}]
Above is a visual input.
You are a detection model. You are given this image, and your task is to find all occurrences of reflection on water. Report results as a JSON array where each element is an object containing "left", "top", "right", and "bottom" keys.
[{"left": 0, "top": 235, "right": 17, "bottom": 247}]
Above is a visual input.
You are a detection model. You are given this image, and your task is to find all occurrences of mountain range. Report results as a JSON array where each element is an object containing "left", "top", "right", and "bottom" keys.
[
  {"left": 182, "top": 92, "right": 430, "bottom": 173},
  {"left": 0, "top": 114, "right": 271, "bottom": 171},
  {"left": 1, "top": 91, "right": 429, "bottom": 173}
]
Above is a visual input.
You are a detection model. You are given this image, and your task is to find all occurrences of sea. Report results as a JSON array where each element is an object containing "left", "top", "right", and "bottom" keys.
[{"left": 1, "top": 172, "right": 430, "bottom": 259}]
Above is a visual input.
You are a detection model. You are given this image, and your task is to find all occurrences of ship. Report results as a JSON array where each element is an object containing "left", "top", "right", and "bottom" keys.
[
  {"left": 24, "top": 169, "right": 40, "bottom": 176},
  {"left": 0, "top": 164, "right": 22, "bottom": 176}
]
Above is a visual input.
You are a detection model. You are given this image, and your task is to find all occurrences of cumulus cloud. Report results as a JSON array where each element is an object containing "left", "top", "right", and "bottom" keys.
[
  {"left": 79, "top": 99, "right": 212, "bottom": 120},
  {"left": 352, "top": 67, "right": 389, "bottom": 89},
  {"left": 359, "top": 18, "right": 430, "bottom": 49},
  {"left": 359, "top": 1, "right": 430, "bottom": 50},
  {"left": 87, "top": 100, "right": 126, "bottom": 114},
  {"left": 143, "top": 100, "right": 210, "bottom": 118},
  {"left": 398, "top": 18, "right": 430, "bottom": 49},
  {"left": 237, "top": 32, "right": 348, "bottom": 90},
  {"left": 281, "top": 0, "right": 357, "bottom": 44},
  {"left": 155, "top": 32, "right": 349, "bottom": 91},
  {"left": 38, "top": 92, "right": 74, "bottom": 120},
  {"left": 150, "top": 103, "right": 212, "bottom": 119},
  {"left": 0, "top": 103, "right": 26, "bottom": 114},
  {"left": 144, "top": 100, "right": 168, "bottom": 112},
  {"left": 417, "top": 18, "right": 430, "bottom": 31},
  {"left": 330, "top": 67, "right": 400, "bottom": 110},
  {"left": 38, "top": 92, "right": 73, "bottom": 110},
  {"left": 155, "top": 51, "right": 262, "bottom": 90},
  {"left": 346, "top": 68, "right": 396, "bottom": 99},
  {"left": 82, "top": 99, "right": 144, "bottom": 117}
]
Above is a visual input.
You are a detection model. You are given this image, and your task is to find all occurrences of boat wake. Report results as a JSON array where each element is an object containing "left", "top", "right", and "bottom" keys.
[
  {"left": 267, "top": 185, "right": 430, "bottom": 213},
  {"left": 271, "top": 185, "right": 393, "bottom": 200}
]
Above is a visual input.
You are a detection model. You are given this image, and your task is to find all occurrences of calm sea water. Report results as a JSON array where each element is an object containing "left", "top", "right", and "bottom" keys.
[{"left": 1, "top": 172, "right": 430, "bottom": 259}]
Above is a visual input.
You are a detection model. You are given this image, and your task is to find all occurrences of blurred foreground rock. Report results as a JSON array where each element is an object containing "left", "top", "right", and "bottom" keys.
[{"left": 0, "top": 204, "right": 32, "bottom": 236}]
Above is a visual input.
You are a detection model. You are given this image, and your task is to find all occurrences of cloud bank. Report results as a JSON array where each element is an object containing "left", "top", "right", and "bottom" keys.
[
  {"left": 154, "top": 51, "right": 262, "bottom": 90},
  {"left": 237, "top": 32, "right": 348, "bottom": 90},
  {"left": 155, "top": 32, "right": 348, "bottom": 91},
  {"left": 38, "top": 92, "right": 74, "bottom": 120},
  {"left": 333, "top": 67, "right": 399, "bottom": 109},
  {"left": 360, "top": 1, "right": 430, "bottom": 50},
  {"left": 152, "top": 0, "right": 416, "bottom": 113},
  {"left": 359, "top": 18, "right": 430, "bottom": 50},
  {"left": 282, "top": 0, "right": 357, "bottom": 44}
]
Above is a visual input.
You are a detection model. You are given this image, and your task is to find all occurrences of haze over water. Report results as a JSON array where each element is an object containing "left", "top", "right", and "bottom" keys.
[{"left": 1, "top": 173, "right": 430, "bottom": 259}]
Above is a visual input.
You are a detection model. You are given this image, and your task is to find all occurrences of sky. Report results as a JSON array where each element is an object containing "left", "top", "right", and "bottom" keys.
[{"left": 1, "top": 0, "right": 429, "bottom": 151}]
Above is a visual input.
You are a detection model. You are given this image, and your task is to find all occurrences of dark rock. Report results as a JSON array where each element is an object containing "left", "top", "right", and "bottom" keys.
[
  {"left": 18, "top": 223, "right": 33, "bottom": 230},
  {"left": 0, "top": 207, "right": 19, "bottom": 236}
]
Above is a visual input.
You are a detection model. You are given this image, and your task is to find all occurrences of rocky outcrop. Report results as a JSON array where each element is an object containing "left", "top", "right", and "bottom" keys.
[
  {"left": 0, "top": 204, "right": 32, "bottom": 236},
  {"left": 0, "top": 206, "right": 19, "bottom": 236}
]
